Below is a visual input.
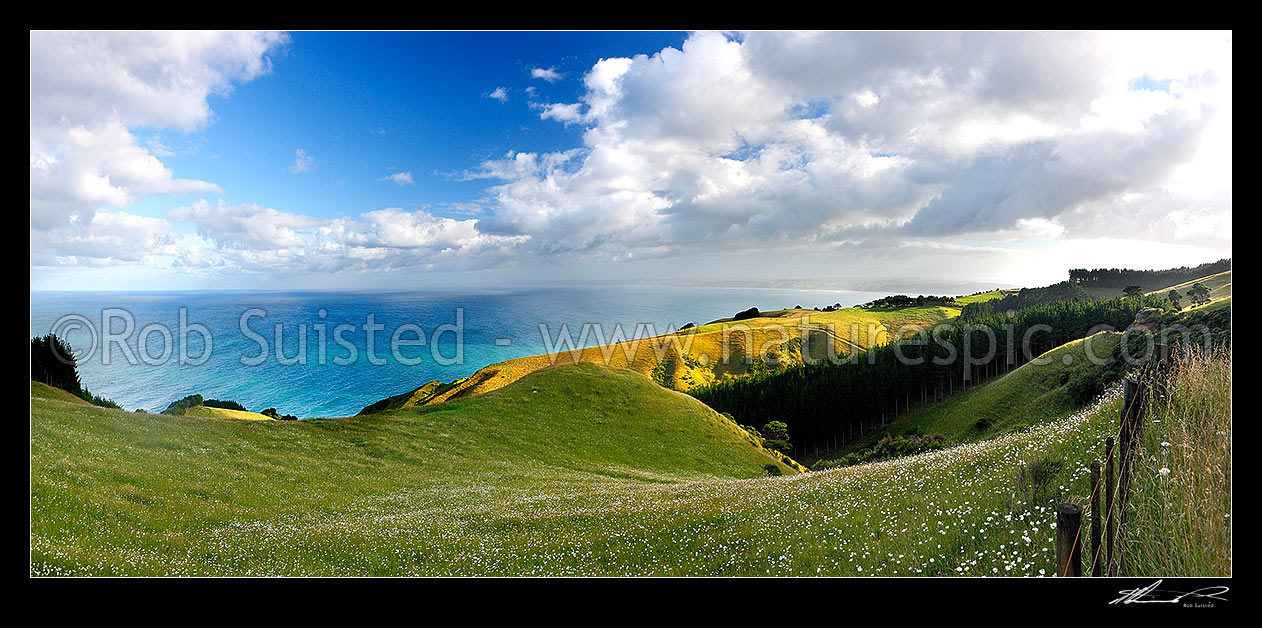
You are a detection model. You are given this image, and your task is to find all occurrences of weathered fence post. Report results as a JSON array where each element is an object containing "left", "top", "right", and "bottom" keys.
[
  {"left": 1118, "top": 378, "right": 1144, "bottom": 523},
  {"left": 1090, "top": 460, "right": 1102, "bottom": 577},
  {"left": 1114, "top": 376, "right": 1149, "bottom": 575},
  {"left": 1105, "top": 436, "right": 1115, "bottom": 576},
  {"left": 1055, "top": 503, "right": 1083, "bottom": 577}
]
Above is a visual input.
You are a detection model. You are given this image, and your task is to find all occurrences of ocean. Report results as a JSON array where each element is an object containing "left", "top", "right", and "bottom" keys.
[{"left": 30, "top": 286, "right": 894, "bottom": 417}]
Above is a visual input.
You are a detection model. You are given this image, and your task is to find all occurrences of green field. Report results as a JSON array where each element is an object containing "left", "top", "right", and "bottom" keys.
[
  {"left": 29, "top": 275, "right": 1231, "bottom": 576},
  {"left": 32, "top": 339, "right": 1227, "bottom": 576}
]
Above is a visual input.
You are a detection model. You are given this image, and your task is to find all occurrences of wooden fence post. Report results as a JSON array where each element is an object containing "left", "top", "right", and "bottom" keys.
[
  {"left": 1105, "top": 436, "right": 1115, "bottom": 576},
  {"left": 1118, "top": 378, "right": 1144, "bottom": 524},
  {"left": 1090, "top": 460, "right": 1102, "bottom": 577},
  {"left": 1055, "top": 503, "right": 1083, "bottom": 577},
  {"left": 1114, "top": 376, "right": 1149, "bottom": 575}
]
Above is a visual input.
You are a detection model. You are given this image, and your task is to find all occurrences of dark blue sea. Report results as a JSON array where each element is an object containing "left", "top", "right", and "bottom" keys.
[{"left": 30, "top": 286, "right": 893, "bottom": 417}]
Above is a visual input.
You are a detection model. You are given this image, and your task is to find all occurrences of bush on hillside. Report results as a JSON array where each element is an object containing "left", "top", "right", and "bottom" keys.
[
  {"left": 762, "top": 421, "right": 789, "bottom": 441},
  {"left": 812, "top": 432, "right": 948, "bottom": 469},
  {"left": 733, "top": 307, "right": 760, "bottom": 321},
  {"left": 162, "top": 394, "right": 204, "bottom": 415},
  {"left": 762, "top": 439, "right": 792, "bottom": 455},
  {"left": 649, "top": 359, "right": 675, "bottom": 389},
  {"left": 1010, "top": 455, "right": 1065, "bottom": 511}
]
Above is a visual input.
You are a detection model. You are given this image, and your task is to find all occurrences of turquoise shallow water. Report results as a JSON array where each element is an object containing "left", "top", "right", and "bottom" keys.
[{"left": 30, "top": 286, "right": 893, "bottom": 417}]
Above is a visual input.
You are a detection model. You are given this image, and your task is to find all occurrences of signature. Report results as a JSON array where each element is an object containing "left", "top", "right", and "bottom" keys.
[{"left": 1110, "top": 580, "right": 1230, "bottom": 605}]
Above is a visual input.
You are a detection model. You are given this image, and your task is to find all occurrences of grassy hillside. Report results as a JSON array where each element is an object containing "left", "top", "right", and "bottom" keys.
[
  {"left": 30, "top": 344, "right": 1228, "bottom": 576},
  {"left": 1155, "top": 269, "right": 1232, "bottom": 310},
  {"left": 365, "top": 305, "right": 959, "bottom": 414},
  {"left": 26, "top": 368, "right": 1129, "bottom": 576},
  {"left": 1079, "top": 269, "right": 1231, "bottom": 303},
  {"left": 812, "top": 331, "right": 1125, "bottom": 466},
  {"left": 954, "top": 289, "right": 1017, "bottom": 305},
  {"left": 31, "top": 381, "right": 92, "bottom": 406}
]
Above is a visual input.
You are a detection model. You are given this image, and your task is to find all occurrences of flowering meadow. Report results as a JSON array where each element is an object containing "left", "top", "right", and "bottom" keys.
[{"left": 30, "top": 353, "right": 1226, "bottom": 577}]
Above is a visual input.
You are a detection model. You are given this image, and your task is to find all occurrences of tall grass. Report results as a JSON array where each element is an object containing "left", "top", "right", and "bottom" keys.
[{"left": 1118, "top": 345, "right": 1231, "bottom": 576}]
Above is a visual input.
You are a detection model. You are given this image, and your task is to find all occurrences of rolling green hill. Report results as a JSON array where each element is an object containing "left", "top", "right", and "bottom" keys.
[
  {"left": 30, "top": 338, "right": 1228, "bottom": 576},
  {"left": 24, "top": 361, "right": 1134, "bottom": 577}
]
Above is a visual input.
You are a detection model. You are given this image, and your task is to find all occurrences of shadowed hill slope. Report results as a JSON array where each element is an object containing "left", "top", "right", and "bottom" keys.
[{"left": 811, "top": 331, "right": 1125, "bottom": 467}]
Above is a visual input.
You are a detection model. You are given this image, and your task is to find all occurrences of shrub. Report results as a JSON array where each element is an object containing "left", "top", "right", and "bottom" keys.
[
  {"left": 762, "top": 421, "right": 789, "bottom": 441},
  {"left": 1066, "top": 370, "right": 1106, "bottom": 405},
  {"left": 762, "top": 439, "right": 792, "bottom": 454},
  {"left": 733, "top": 307, "right": 760, "bottom": 321},
  {"left": 649, "top": 359, "right": 675, "bottom": 389},
  {"left": 974, "top": 418, "right": 992, "bottom": 431},
  {"left": 764, "top": 464, "right": 782, "bottom": 476},
  {"left": 261, "top": 408, "right": 297, "bottom": 420},
  {"left": 1010, "top": 455, "right": 1065, "bottom": 511}
]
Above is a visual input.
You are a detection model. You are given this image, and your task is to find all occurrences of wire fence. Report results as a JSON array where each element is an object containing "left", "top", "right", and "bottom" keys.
[{"left": 1055, "top": 348, "right": 1171, "bottom": 577}]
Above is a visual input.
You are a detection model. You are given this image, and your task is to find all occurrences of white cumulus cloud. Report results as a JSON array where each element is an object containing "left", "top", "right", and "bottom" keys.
[{"left": 30, "top": 30, "right": 288, "bottom": 230}]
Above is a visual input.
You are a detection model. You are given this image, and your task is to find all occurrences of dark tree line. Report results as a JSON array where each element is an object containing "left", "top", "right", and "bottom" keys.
[
  {"left": 31, "top": 334, "right": 81, "bottom": 395},
  {"left": 1069, "top": 258, "right": 1231, "bottom": 291},
  {"left": 690, "top": 295, "right": 1171, "bottom": 456},
  {"left": 960, "top": 281, "right": 1088, "bottom": 321},
  {"left": 862, "top": 295, "right": 959, "bottom": 309}
]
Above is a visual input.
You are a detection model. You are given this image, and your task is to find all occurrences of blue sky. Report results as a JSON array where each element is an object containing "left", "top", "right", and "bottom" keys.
[
  {"left": 129, "top": 32, "right": 689, "bottom": 224},
  {"left": 30, "top": 31, "right": 1232, "bottom": 291}
]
